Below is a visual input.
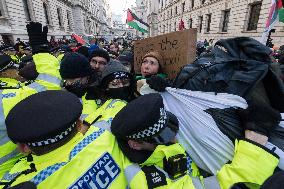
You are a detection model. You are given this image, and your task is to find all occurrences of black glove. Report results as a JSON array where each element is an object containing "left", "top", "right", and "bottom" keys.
[
  {"left": 26, "top": 22, "right": 49, "bottom": 54},
  {"left": 238, "top": 101, "right": 281, "bottom": 136},
  {"left": 146, "top": 75, "right": 172, "bottom": 92}
]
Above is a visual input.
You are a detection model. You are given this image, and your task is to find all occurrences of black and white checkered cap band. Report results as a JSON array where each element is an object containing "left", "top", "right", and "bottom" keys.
[
  {"left": 27, "top": 122, "right": 76, "bottom": 147},
  {"left": 113, "top": 72, "right": 129, "bottom": 79},
  {"left": 127, "top": 108, "right": 168, "bottom": 139}
]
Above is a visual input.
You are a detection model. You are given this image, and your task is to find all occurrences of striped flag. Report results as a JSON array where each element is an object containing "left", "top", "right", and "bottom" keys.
[
  {"left": 261, "top": 0, "right": 284, "bottom": 43},
  {"left": 126, "top": 9, "right": 149, "bottom": 33}
]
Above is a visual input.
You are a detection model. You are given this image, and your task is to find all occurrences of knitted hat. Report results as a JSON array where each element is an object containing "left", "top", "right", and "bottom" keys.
[
  {"left": 88, "top": 44, "right": 99, "bottom": 57},
  {"left": 143, "top": 51, "right": 164, "bottom": 65},
  {"left": 89, "top": 48, "right": 110, "bottom": 63},
  {"left": 60, "top": 52, "right": 93, "bottom": 79}
]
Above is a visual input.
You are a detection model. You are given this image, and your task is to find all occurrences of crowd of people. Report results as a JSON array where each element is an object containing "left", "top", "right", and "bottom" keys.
[{"left": 0, "top": 22, "right": 283, "bottom": 189}]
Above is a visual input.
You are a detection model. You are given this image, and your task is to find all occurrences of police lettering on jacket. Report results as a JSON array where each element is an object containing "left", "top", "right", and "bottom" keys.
[{"left": 69, "top": 152, "right": 120, "bottom": 189}]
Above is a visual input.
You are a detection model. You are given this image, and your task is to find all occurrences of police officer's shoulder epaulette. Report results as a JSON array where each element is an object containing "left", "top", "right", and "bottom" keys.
[{"left": 141, "top": 165, "right": 167, "bottom": 189}]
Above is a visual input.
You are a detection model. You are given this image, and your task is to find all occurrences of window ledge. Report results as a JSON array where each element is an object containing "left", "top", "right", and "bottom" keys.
[
  {"left": 0, "top": 16, "right": 10, "bottom": 20},
  {"left": 217, "top": 32, "right": 228, "bottom": 34},
  {"left": 204, "top": 31, "right": 211, "bottom": 34},
  {"left": 241, "top": 30, "right": 257, "bottom": 33}
]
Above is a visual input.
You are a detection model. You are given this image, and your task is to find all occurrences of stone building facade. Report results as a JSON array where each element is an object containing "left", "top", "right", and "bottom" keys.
[
  {"left": 156, "top": 0, "right": 284, "bottom": 46},
  {"left": 0, "top": 0, "right": 111, "bottom": 44}
]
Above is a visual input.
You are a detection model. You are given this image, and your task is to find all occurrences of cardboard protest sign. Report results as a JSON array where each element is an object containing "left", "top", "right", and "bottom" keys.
[{"left": 134, "top": 29, "right": 197, "bottom": 79}]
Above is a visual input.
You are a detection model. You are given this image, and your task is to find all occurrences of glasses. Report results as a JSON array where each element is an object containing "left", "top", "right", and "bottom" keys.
[
  {"left": 108, "top": 78, "right": 130, "bottom": 88},
  {"left": 90, "top": 59, "right": 107, "bottom": 66}
]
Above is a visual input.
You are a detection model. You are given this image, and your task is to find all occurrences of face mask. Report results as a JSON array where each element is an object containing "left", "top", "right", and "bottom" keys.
[
  {"left": 64, "top": 81, "right": 88, "bottom": 98},
  {"left": 106, "top": 86, "right": 131, "bottom": 101}
]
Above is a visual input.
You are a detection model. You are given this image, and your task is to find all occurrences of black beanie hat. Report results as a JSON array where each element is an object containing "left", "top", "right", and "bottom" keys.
[
  {"left": 76, "top": 46, "right": 89, "bottom": 58},
  {"left": 89, "top": 49, "right": 110, "bottom": 63},
  {"left": 60, "top": 52, "right": 93, "bottom": 79}
]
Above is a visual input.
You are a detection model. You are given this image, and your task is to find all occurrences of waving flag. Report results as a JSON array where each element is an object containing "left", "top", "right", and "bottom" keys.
[
  {"left": 261, "top": 0, "right": 284, "bottom": 43},
  {"left": 179, "top": 19, "right": 185, "bottom": 30},
  {"left": 126, "top": 9, "right": 149, "bottom": 33}
]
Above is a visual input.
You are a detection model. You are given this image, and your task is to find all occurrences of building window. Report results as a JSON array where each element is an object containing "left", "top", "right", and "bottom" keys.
[
  {"left": 171, "top": 8, "right": 172, "bottom": 16},
  {"left": 175, "top": 6, "right": 178, "bottom": 15},
  {"left": 199, "top": 16, "right": 203, "bottom": 33},
  {"left": 67, "top": 11, "right": 71, "bottom": 28},
  {"left": 174, "top": 22, "right": 176, "bottom": 31},
  {"left": 23, "top": 0, "right": 32, "bottom": 21},
  {"left": 188, "top": 18, "right": 193, "bottom": 28},
  {"left": 163, "top": 25, "right": 166, "bottom": 33},
  {"left": 191, "top": 0, "right": 195, "bottom": 8},
  {"left": 201, "top": 0, "right": 206, "bottom": 4},
  {"left": 57, "top": 7, "right": 63, "bottom": 27},
  {"left": 43, "top": 3, "right": 49, "bottom": 25},
  {"left": 221, "top": 9, "right": 230, "bottom": 32},
  {"left": 169, "top": 24, "right": 171, "bottom": 32},
  {"left": 0, "top": 10, "right": 2, "bottom": 17},
  {"left": 206, "top": 14, "right": 211, "bottom": 32},
  {"left": 247, "top": 2, "right": 262, "bottom": 31},
  {"left": 182, "top": 2, "right": 185, "bottom": 13}
]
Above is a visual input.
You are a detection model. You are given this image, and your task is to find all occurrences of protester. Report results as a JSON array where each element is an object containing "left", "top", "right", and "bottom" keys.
[
  {"left": 136, "top": 51, "right": 170, "bottom": 95},
  {"left": 117, "top": 51, "right": 134, "bottom": 73},
  {"left": 89, "top": 48, "right": 110, "bottom": 74},
  {"left": 109, "top": 43, "right": 119, "bottom": 54}
]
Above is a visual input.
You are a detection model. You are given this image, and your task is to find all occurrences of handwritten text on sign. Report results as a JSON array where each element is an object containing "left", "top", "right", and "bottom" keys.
[{"left": 134, "top": 29, "right": 197, "bottom": 79}]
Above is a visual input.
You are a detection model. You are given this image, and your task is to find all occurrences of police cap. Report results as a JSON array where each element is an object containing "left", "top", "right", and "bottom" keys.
[
  {"left": 111, "top": 93, "right": 179, "bottom": 163},
  {"left": 6, "top": 90, "right": 82, "bottom": 147},
  {"left": 0, "top": 54, "right": 13, "bottom": 71}
]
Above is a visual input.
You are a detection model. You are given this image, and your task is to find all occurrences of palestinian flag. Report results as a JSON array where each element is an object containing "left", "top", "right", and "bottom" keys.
[
  {"left": 261, "top": 0, "right": 284, "bottom": 43},
  {"left": 127, "top": 9, "right": 149, "bottom": 33},
  {"left": 279, "top": 0, "right": 284, "bottom": 22}
]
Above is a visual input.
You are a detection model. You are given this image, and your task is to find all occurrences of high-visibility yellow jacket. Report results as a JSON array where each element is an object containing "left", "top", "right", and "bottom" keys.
[
  {"left": 0, "top": 53, "right": 62, "bottom": 178},
  {"left": 1, "top": 127, "right": 142, "bottom": 189},
  {"left": 83, "top": 99, "right": 127, "bottom": 127},
  {"left": 128, "top": 140, "right": 279, "bottom": 189},
  {"left": 0, "top": 78, "right": 21, "bottom": 89}
]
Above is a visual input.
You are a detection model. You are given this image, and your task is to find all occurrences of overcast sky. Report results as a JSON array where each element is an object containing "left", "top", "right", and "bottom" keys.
[{"left": 108, "top": 0, "right": 136, "bottom": 19}]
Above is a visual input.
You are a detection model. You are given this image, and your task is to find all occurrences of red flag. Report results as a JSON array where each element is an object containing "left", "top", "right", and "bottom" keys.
[
  {"left": 179, "top": 19, "right": 185, "bottom": 30},
  {"left": 72, "top": 33, "right": 86, "bottom": 45}
]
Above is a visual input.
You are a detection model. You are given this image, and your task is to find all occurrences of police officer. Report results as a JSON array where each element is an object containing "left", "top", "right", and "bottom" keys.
[
  {"left": 0, "top": 22, "right": 62, "bottom": 178},
  {"left": 59, "top": 52, "right": 99, "bottom": 120},
  {"left": 0, "top": 54, "right": 23, "bottom": 89},
  {"left": 83, "top": 61, "right": 134, "bottom": 128},
  {"left": 2, "top": 46, "right": 20, "bottom": 64},
  {"left": 111, "top": 93, "right": 280, "bottom": 189},
  {"left": 1, "top": 90, "right": 141, "bottom": 189}
]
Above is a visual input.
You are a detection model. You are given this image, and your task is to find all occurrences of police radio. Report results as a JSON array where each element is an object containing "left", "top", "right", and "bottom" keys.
[{"left": 163, "top": 154, "right": 187, "bottom": 180}]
